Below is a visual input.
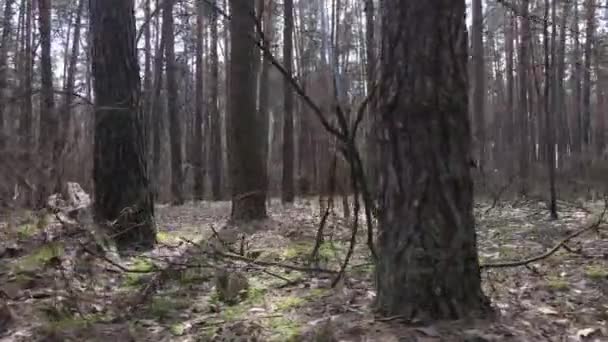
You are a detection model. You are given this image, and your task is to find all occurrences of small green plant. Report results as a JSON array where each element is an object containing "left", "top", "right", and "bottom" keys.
[
  {"left": 123, "top": 258, "right": 155, "bottom": 287},
  {"left": 14, "top": 242, "right": 64, "bottom": 273},
  {"left": 267, "top": 316, "right": 301, "bottom": 342},
  {"left": 147, "top": 297, "right": 189, "bottom": 320},
  {"left": 16, "top": 223, "right": 38, "bottom": 239},
  {"left": 169, "top": 322, "right": 187, "bottom": 336},
  {"left": 275, "top": 296, "right": 305, "bottom": 311},
  {"left": 545, "top": 277, "right": 569, "bottom": 291},
  {"left": 585, "top": 265, "right": 608, "bottom": 280}
]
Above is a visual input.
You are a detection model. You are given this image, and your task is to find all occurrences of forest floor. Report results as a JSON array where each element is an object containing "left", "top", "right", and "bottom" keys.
[{"left": 0, "top": 197, "right": 607, "bottom": 341}]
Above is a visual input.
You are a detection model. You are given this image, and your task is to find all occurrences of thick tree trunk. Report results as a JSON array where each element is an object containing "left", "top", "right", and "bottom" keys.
[
  {"left": 18, "top": 0, "right": 32, "bottom": 153},
  {"left": 228, "top": 0, "right": 267, "bottom": 220},
  {"left": 282, "top": 0, "right": 295, "bottom": 203},
  {"left": 505, "top": 11, "right": 515, "bottom": 174},
  {"left": 209, "top": 0, "right": 223, "bottom": 200},
  {"left": 90, "top": 0, "right": 155, "bottom": 249},
  {"left": 258, "top": 0, "right": 272, "bottom": 193},
  {"left": 573, "top": 0, "right": 583, "bottom": 156},
  {"left": 376, "top": 0, "right": 489, "bottom": 320},
  {"left": 163, "top": 0, "right": 184, "bottom": 204},
  {"left": 193, "top": 0, "right": 205, "bottom": 200}
]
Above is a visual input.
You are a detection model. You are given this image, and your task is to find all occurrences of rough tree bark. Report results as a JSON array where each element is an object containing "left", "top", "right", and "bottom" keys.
[
  {"left": 90, "top": 0, "right": 156, "bottom": 249},
  {"left": 376, "top": 0, "right": 489, "bottom": 320},
  {"left": 582, "top": 0, "right": 595, "bottom": 152},
  {"left": 163, "top": 0, "right": 184, "bottom": 204},
  {"left": 228, "top": 0, "right": 267, "bottom": 220},
  {"left": 282, "top": 0, "right": 295, "bottom": 203}
]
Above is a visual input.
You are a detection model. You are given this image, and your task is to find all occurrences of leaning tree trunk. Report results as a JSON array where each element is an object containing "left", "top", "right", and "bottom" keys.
[
  {"left": 228, "top": 0, "right": 267, "bottom": 220},
  {"left": 90, "top": 0, "right": 155, "bottom": 250},
  {"left": 376, "top": 0, "right": 489, "bottom": 320}
]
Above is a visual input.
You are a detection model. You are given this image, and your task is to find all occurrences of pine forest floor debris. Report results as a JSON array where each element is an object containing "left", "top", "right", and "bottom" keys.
[{"left": 0, "top": 197, "right": 607, "bottom": 341}]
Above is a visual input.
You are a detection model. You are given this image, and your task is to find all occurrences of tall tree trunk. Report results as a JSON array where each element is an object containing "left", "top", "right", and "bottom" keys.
[
  {"left": 228, "top": 0, "right": 267, "bottom": 220},
  {"left": 258, "top": 0, "right": 272, "bottom": 194},
  {"left": 557, "top": 0, "right": 571, "bottom": 159},
  {"left": 518, "top": 0, "right": 531, "bottom": 195},
  {"left": 163, "top": 0, "right": 184, "bottom": 204},
  {"left": 57, "top": 0, "right": 84, "bottom": 190},
  {"left": 193, "top": 0, "right": 205, "bottom": 200},
  {"left": 472, "top": 0, "right": 485, "bottom": 171},
  {"left": 0, "top": 0, "right": 15, "bottom": 146},
  {"left": 582, "top": 0, "right": 595, "bottom": 155},
  {"left": 545, "top": 0, "right": 557, "bottom": 219},
  {"left": 505, "top": 11, "right": 515, "bottom": 174},
  {"left": 573, "top": 0, "right": 583, "bottom": 156},
  {"left": 282, "top": 0, "right": 295, "bottom": 203},
  {"left": 151, "top": 10, "right": 166, "bottom": 199},
  {"left": 364, "top": 0, "right": 377, "bottom": 195},
  {"left": 37, "top": 0, "right": 57, "bottom": 206},
  {"left": 90, "top": 0, "right": 155, "bottom": 250},
  {"left": 377, "top": 0, "right": 489, "bottom": 319},
  {"left": 209, "top": 0, "right": 222, "bottom": 200},
  {"left": 18, "top": 0, "right": 32, "bottom": 152}
]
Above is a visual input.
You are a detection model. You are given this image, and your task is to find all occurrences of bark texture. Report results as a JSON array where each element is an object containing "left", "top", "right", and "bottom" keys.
[
  {"left": 90, "top": 0, "right": 155, "bottom": 250},
  {"left": 376, "top": 0, "right": 489, "bottom": 320}
]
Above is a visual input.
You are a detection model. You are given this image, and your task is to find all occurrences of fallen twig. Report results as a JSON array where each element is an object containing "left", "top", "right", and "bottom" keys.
[{"left": 481, "top": 199, "right": 607, "bottom": 269}]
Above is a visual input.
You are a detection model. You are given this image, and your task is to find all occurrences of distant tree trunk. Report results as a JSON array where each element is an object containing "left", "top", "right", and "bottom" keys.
[
  {"left": 557, "top": 0, "right": 571, "bottom": 159},
  {"left": 518, "top": 0, "right": 530, "bottom": 195},
  {"left": 209, "top": 0, "right": 223, "bottom": 200},
  {"left": 151, "top": 15, "right": 166, "bottom": 199},
  {"left": 282, "top": 0, "right": 295, "bottom": 203},
  {"left": 573, "top": 0, "right": 582, "bottom": 156},
  {"left": 363, "top": 0, "right": 377, "bottom": 195},
  {"left": 37, "top": 0, "right": 57, "bottom": 206},
  {"left": 472, "top": 0, "right": 485, "bottom": 171},
  {"left": 228, "top": 0, "right": 267, "bottom": 220},
  {"left": 57, "top": 0, "right": 84, "bottom": 190},
  {"left": 0, "top": 0, "right": 15, "bottom": 146},
  {"left": 258, "top": 0, "right": 272, "bottom": 190},
  {"left": 376, "top": 0, "right": 489, "bottom": 319},
  {"left": 143, "top": 0, "right": 152, "bottom": 154},
  {"left": 90, "top": 0, "right": 155, "bottom": 249},
  {"left": 18, "top": 0, "right": 32, "bottom": 154},
  {"left": 582, "top": 0, "right": 595, "bottom": 153},
  {"left": 544, "top": 0, "right": 557, "bottom": 219},
  {"left": 193, "top": 0, "right": 205, "bottom": 200},
  {"left": 163, "top": 0, "right": 184, "bottom": 204},
  {"left": 505, "top": 11, "right": 515, "bottom": 174}
]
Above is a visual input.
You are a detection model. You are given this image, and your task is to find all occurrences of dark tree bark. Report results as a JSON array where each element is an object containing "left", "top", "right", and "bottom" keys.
[
  {"left": 228, "top": 0, "right": 267, "bottom": 220},
  {"left": 37, "top": 0, "right": 58, "bottom": 206},
  {"left": 90, "top": 0, "right": 156, "bottom": 250},
  {"left": 572, "top": 0, "right": 582, "bottom": 155},
  {"left": 472, "top": 0, "right": 485, "bottom": 171},
  {"left": 282, "top": 0, "right": 295, "bottom": 203},
  {"left": 0, "top": 0, "right": 15, "bottom": 146},
  {"left": 151, "top": 0, "right": 166, "bottom": 199},
  {"left": 18, "top": 0, "right": 32, "bottom": 153},
  {"left": 376, "top": 0, "right": 489, "bottom": 320},
  {"left": 518, "top": 0, "right": 530, "bottom": 194},
  {"left": 209, "top": 0, "right": 222, "bottom": 200},
  {"left": 258, "top": 0, "right": 272, "bottom": 195},
  {"left": 582, "top": 0, "right": 595, "bottom": 151},
  {"left": 163, "top": 0, "right": 184, "bottom": 204},
  {"left": 504, "top": 11, "right": 515, "bottom": 173},
  {"left": 544, "top": 0, "right": 557, "bottom": 219},
  {"left": 193, "top": 0, "right": 205, "bottom": 200}
]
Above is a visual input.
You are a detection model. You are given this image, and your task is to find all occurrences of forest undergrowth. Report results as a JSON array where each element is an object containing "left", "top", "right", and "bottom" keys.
[{"left": 0, "top": 197, "right": 606, "bottom": 341}]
